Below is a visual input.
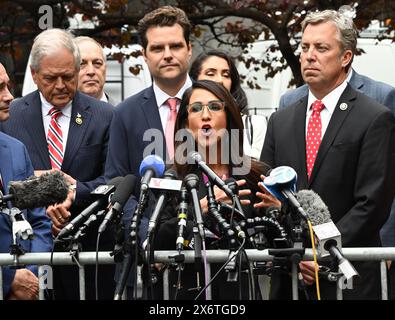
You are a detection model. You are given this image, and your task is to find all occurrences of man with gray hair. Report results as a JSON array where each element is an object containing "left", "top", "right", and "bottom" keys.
[
  {"left": 75, "top": 36, "right": 116, "bottom": 105},
  {"left": 260, "top": 10, "right": 395, "bottom": 299},
  {"left": 0, "top": 28, "right": 115, "bottom": 299}
]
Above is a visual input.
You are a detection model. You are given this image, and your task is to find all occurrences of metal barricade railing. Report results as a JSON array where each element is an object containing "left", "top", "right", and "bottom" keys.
[{"left": 0, "top": 248, "right": 394, "bottom": 300}]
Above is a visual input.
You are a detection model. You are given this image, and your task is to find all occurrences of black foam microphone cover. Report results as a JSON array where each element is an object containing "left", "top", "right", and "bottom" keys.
[{"left": 8, "top": 171, "right": 69, "bottom": 209}]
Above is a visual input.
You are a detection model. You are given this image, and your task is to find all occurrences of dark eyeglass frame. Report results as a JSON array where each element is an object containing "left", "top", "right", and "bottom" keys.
[{"left": 186, "top": 100, "right": 226, "bottom": 114}]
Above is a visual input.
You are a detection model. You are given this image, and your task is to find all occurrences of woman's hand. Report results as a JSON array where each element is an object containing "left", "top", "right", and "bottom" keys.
[
  {"left": 254, "top": 175, "right": 281, "bottom": 209},
  {"left": 200, "top": 177, "right": 251, "bottom": 214}
]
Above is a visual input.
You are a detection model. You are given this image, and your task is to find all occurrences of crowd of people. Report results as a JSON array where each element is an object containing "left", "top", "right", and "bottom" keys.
[{"left": 0, "top": 5, "right": 394, "bottom": 300}]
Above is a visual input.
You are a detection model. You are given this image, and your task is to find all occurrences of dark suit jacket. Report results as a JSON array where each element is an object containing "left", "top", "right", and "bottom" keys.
[
  {"left": 105, "top": 86, "right": 171, "bottom": 242},
  {"left": 0, "top": 132, "right": 52, "bottom": 297},
  {"left": 105, "top": 86, "right": 168, "bottom": 179},
  {"left": 0, "top": 90, "right": 115, "bottom": 299},
  {"left": 261, "top": 85, "right": 395, "bottom": 299},
  {"left": 279, "top": 70, "right": 395, "bottom": 247}
]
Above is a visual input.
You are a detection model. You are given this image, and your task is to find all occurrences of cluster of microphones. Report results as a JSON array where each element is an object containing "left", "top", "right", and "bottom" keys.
[{"left": 0, "top": 152, "right": 358, "bottom": 298}]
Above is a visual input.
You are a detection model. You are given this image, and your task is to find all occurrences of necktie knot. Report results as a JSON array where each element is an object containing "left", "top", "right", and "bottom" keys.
[
  {"left": 167, "top": 98, "right": 178, "bottom": 112},
  {"left": 311, "top": 100, "right": 325, "bottom": 113},
  {"left": 49, "top": 107, "right": 62, "bottom": 120}
]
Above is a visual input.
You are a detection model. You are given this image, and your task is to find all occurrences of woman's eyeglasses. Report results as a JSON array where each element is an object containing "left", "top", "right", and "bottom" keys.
[{"left": 187, "top": 100, "right": 225, "bottom": 114}]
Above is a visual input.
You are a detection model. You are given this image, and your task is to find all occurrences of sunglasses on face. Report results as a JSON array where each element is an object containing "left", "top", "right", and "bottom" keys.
[{"left": 186, "top": 100, "right": 226, "bottom": 114}]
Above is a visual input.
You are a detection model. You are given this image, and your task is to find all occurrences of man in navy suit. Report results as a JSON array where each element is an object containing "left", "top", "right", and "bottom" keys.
[
  {"left": 105, "top": 6, "right": 192, "bottom": 179},
  {"left": 0, "top": 29, "right": 114, "bottom": 299},
  {"left": 260, "top": 10, "right": 395, "bottom": 299},
  {"left": 0, "top": 63, "right": 52, "bottom": 299},
  {"left": 104, "top": 6, "right": 192, "bottom": 298},
  {"left": 105, "top": 6, "right": 192, "bottom": 231},
  {"left": 278, "top": 33, "right": 395, "bottom": 300}
]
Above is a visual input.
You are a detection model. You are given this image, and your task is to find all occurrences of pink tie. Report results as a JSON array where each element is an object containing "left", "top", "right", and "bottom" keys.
[
  {"left": 165, "top": 98, "right": 178, "bottom": 159},
  {"left": 47, "top": 107, "right": 64, "bottom": 170},
  {"left": 306, "top": 100, "right": 325, "bottom": 180}
]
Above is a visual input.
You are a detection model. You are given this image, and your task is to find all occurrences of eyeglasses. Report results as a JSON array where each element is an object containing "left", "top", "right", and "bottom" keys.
[{"left": 187, "top": 100, "right": 225, "bottom": 114}]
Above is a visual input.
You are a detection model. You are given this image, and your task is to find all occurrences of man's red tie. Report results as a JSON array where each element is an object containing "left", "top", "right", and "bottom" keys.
[
  {"left": 306, "top": 100, "right": 325, "bottom": 180},
  {"left": 165, "top": 98, "right": 178, "bottom": 159},
  {"left": 47, "top": 107, "right": 63, "bottom": 170}
]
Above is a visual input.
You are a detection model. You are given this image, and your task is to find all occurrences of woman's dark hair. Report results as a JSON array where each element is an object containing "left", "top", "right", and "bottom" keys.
[
  {"left": 189, "top": 50, "right": 249, "bottom": 115},
  {"left": 174, "top": 80, "right": 269, "bottom": 187}
]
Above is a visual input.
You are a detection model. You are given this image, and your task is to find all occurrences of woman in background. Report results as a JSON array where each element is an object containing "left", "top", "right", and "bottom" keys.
[{"left": 190, "top": 50, "right": 267, "bottom": 159}]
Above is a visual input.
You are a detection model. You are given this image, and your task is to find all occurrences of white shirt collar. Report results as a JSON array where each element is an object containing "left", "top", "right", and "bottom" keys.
[
  {"left": 153, "top": 76, "right": 193, "bottom": 108},
  {"left": 40, "top": 92, "right": 72, "bottom": 118},
  {"left": 100, "top": 92, "right": 108, "bottom": 103},
  {"left": 346, "top": 69, "right": 353, "bottom": 83},
  {"left": 307, "top": 78, "right": 349, "bottom": 114}
]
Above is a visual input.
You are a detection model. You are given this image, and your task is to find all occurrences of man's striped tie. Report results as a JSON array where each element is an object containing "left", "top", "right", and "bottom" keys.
[{"left": 47, "top": 107, "right": 63, "bottom": 170}]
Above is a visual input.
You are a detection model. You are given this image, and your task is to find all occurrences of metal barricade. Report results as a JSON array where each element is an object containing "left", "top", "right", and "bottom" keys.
[{"left": 0, "top": 248, "right": 394, "bottom": 300}]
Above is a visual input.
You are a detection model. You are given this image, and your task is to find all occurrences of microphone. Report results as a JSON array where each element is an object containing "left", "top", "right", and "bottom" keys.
[
  {"left": 147, "top": 169, "right": 181, "bottom": 237},
  {"left": 188, "top": 151, "right": 234, "bottom": 199},
  {"left": 205, "top": 180, "right": 237, "bottom": 243},
  {"left": 0, "top": 171, "right": 69, "bottom": 209},
  {"left": 296, "top": 189, "right": 359, "bottom": 280},
  {"left": 176, "top": 187, "right": 189, "bottom": 251},
  {"left": 98, "top": 175, "right": 138, "bottom": 234},
  {"left": 263, "top": 166, "right": 308, "bottom": 220},
  {"left": 184, "top": 173, "right": 205, "bottom": 240},
  {"left": 139, "top": 155, "right": 165, "bottom": 193},
  {"left": 56, "top": 176, "right": 124, "bottom": 240}
]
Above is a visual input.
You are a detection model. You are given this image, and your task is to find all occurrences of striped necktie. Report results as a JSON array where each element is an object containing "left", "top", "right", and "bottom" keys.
[{"left": 47, "top": 107, "right": 63, "bottom": 170}]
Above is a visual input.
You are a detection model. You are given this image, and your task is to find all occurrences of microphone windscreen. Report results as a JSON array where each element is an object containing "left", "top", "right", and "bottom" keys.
[
  {"left": 8, "top": 171, "right": 69, "bottom": 209},
  {"left": 139, "top": 155, "right": 165, "bottom": 178},
  {"left": 295, "top": 189, "right": 331, "bottom": 225},
  {"left": 163, "top": 168, "right": 178, "bottom": 179},
  {"left": 188, "top": 151, "right": 202, "bottom": 163},
  {"left": 111, "top": 174, "right": 137, "bottom": 207}
]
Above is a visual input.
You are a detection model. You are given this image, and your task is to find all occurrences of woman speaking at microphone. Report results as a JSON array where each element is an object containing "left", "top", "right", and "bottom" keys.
[{"left": 153, "top": 80, "right": 280, "bottom": 300}]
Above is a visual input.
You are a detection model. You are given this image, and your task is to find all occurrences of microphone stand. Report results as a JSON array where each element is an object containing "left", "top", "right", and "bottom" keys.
[
  {"left": 171, "top": 187, "right": 188, "bottom": 299},
  {"left": 184, "top": 175, "right": 205, "bottom": 296},
  {"left": 114, "top": 192, "right": 149, "bottom": 300}
]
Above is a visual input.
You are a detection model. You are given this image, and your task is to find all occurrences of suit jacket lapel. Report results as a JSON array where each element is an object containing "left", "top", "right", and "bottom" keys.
[
  {"left": 0, "top": 138, "right": 13, "bottom": 193},
  {"left": 294, "top": 97, "right": 309, "bottom": 189},
  {"left": 308, "top": 85, "right": 356, "bottom": 186},
  {"left": 62, "top": 91, "right": 92, "bottom": 172},
  {"left": 141, "top": 87, "right": 164, "bottom": 133},
  {"left": 141, "top": 87, "right": 168, "bottom": 158},
  {"left": 0, "top": 138, "right": 12, "bottom": 227},
  {"left": 22, "top": 91, "right": 51, "bottom": 168}
]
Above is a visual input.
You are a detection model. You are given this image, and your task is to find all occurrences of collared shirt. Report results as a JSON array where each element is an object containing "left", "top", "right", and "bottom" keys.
[
  {"left": 153, "top": 76, "right": 193, "bottom": 130},
  {"left": 40, "top": 93, "right": 72, "bottom": 153},
  {"left": 306, "top": 79, "right": 348, "bottom": 138},
  {"left": 100, "top": 92, "right": 108, "bottom": 103}
]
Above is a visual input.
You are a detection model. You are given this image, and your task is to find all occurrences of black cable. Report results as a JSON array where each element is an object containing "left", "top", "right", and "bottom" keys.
[
  {"left": 238, "top": 251, "right": 242, "bottom": 300},
  {"left": 194, "top": 238, "right": 246, "bottom": 300},
  {"left": 49, "top": 241, "right": 57, "bottom": 300},
  {"left": 174, "top": 267, "right": 182, "bottom": 300}
]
